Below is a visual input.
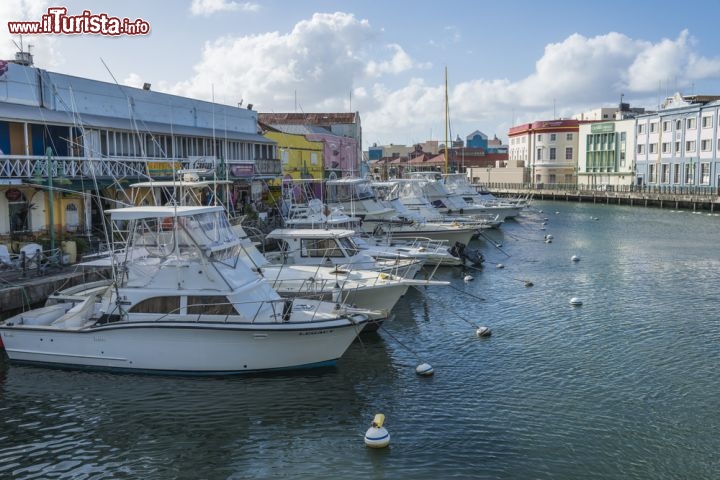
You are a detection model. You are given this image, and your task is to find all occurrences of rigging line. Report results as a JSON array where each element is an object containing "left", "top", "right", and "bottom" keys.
[
  {"left": 445, "top": 282, "right": 486, "bottom": 302},
  {"left": 378, "top": 322, "right": 424, "bottom": 361},
  {"left": 423, "top": 291, "right": 482, "bottom": 330}
]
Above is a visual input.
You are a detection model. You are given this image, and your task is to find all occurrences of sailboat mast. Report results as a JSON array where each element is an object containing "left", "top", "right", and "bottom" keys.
[{"left": 444, "top": 67, "right": 449, "bottom": 174}]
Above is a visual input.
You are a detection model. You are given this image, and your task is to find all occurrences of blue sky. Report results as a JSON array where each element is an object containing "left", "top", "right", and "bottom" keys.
[{"left": 3, "top": 0, "right": 720, "bottom": 150}]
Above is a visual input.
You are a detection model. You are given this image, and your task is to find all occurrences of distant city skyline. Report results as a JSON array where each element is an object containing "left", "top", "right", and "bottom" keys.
[{"left": 3, "top": 0, "right": 720, "bottom": 149}]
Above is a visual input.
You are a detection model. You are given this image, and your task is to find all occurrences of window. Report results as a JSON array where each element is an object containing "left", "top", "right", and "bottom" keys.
[
  {"left": 549, "top": 174, "right": 556, "bottom": 184},
  {"left": 649, "top": 144, "right": 657, "bottom": 154},
  {"left": 620, "top": 132, "right": 626, "bottom": 142},
  {"left": 280, "top": 149, "right": 289, "bottom": 165},
  {"left": 565, "top": 147, "right": 573, "bottom": 160},
  {"left": 301, "top": 238, "right": 344, "bottom": 258},
  {"left": 662, "top": 121, "right": 670, "bottom": 132},
  {"left": 686, "top": 140, "right": 696, "bottom": 153},
  {"left": 637, "top": 144, "right": 645, "bottom": 154},
  {"left": 701, "top": 139, "right": 712, "bottom": 152},
  {"left": 661, "top": 164, "right": 669, "bottom": 183},
  {"left": 638, "top": 124, "right": 645, "bottom": 134},
  {"left": 675, "top": 141, "right": 681, "bottom": 153},
  {"left": 673, "top": 164, "right": 679, "bottom": 183},
  {"left": 566, "top": 133, "right": 573, "bottom": 141},
  {"left": 702, "top": 116, "right": 713, "bottom": 128},
  {"left": 310, "top": 153, "right": 318, "bottom": 165},
  {"left": 650, "top": 122, "right": 658, "bottom": 133},
  {"left": 537, "top": 134, "right": 543, "bottom": 142},
  {"left": 685, "top": 163, "right": 695, "bottom": 184},
  {"left": 536, "top": 148, "right": 543, "bottom": 161},
  {"left": 550, "top": 134, "right": 556, "bottom": 142},
  {"left": 662, "top": 142, "right": 670, "bottom": 153},
  {"left": 649, "top": 164, "right": 656, "bottom": 182},
  {"left": 701, "top": 163, "right": 710, "bottom": 184},
  {"left": 676, "top": 119, "right": 682, "bottom": 130},
  {"left": 687, "top": 118, "right": 696, "bottom": 129},
  {"left": 549, "top": 147, "right": 556, "bottom": 160}
]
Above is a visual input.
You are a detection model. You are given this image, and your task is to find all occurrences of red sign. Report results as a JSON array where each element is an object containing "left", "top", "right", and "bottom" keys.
[{"left": 5, "top": 188, "right": 21, "bottom": 201}]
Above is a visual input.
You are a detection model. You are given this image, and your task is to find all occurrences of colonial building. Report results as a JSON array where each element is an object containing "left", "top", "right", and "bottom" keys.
[
  {"left": 577, "top": 119, "right": 637, "bottom": 189},
  {"left": 509, "top": 120, "right": 586, "bottom": 186},
  {"left": 634, "top": 93, "right": 720, "bottom": 189},
  {"left": 258, "top": 112, "right": 362, "bottom": 177},
  {"left": 0, "top": 55, "right": 279, "bottom": 241}
]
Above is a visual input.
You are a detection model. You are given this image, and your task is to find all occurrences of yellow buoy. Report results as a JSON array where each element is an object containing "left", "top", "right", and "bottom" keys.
[{"left": 364, "top": 413, "right": 390, "bottom": 448}]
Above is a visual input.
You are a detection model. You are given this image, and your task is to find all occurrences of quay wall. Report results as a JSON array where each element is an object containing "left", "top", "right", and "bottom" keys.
[
  {"left": 0, "top": 268, "right": 111, "bottom": 320},
  {"left": 490, "top": 186, "right": 720, "bottom": 212}
]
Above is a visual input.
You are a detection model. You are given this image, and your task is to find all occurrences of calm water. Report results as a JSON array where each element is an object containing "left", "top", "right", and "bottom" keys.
[{"left": 1, "top": 201, "right": 719, "bottom": 479}]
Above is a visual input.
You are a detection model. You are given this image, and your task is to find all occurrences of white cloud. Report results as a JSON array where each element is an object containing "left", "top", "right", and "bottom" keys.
[
  {"left": 167, "top": 12, "right": 428, "bottom": 113},
  {"left": 189, "top": 0, "right": 259, "bottom": 17},
  {"left": 0, "top": 0, "right": 63, "bottom": 69},
  {"left": 123, "top": 72, "right": 144, "bottom": 89},
  {"left": 156, "top": 12, "right": 720, "bottom": 147}
]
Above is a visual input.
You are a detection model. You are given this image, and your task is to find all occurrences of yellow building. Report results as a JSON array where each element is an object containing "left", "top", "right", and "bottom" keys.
[{"left": 264, "top": 132, "right": 324, "bottom": 180}]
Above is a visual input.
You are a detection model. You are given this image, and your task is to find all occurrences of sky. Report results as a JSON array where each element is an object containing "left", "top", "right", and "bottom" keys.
[{"left": 3, "top": 0, "right": 720, "bottom": 151}]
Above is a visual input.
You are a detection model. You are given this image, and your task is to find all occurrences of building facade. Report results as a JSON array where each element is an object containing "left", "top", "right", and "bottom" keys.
[
  {"left": 635, "top": 93, "right": 720, "bottom": 190},
  {"left": 509, "top": 120, "right": 584, "bottom": 186},
  {"left": 577, "top": 119, "right": 636, "bottom": 189},
  {"left": 0, "top": 59, "right": 279, "bottom": 239}
]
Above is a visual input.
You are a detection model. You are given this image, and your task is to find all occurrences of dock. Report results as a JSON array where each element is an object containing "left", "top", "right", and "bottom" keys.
[
  {"left": 489, "top": 185, "right": 720, "bottom": 211},
  {"left": 0, "top": 266, "right": 111, "bottom": 320}
]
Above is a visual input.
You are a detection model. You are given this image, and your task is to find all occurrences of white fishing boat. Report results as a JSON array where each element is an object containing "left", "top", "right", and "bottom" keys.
[
  {"left": 441, "top": 173, "right": 527, "bottom": 217},
  {"left": 324, "top": 177, "right": 398, "bottom": 232},
  {"left": 264, "top": 228, "right": 424, "bottom": 278},
  {"left": 409, "top": 172, "right": 521, "bottom": 222},
  {"left": 236, "top": 226, "right": 448, "bottom": 323},
  {"left": 0, "top": 205, "right": 373, "bottom": 375}
]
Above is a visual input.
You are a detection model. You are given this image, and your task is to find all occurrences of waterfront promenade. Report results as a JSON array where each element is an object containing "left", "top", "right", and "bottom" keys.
[{"left": 488, "top": 183, "right": 720, "bottom": 211}]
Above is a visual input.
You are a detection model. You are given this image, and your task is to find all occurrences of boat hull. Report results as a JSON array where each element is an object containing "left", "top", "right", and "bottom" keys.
[{"left": 0, "top": 320, "right": 364, "bottom": 375}]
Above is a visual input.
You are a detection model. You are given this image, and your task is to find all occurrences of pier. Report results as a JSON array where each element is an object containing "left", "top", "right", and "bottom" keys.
[{"left": 488, "top": 184, "right": 720, "bottom": 211}]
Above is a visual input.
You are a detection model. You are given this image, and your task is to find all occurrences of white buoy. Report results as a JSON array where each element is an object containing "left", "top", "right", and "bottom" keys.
[
  {"left": 496, "top": 263, "right": 504, "bottom": 269},
  {"left": 476, "top": 326, "right": 492, "bottom": 337},
  {"left": 495, "top": 243, "right": 502, "bottom": 248},
  {"left": 569, "top": 297, "right": 583, "bottom": 306},
  {"left": 571, "top": 255, "right": 580, "bottom": 262},
  {"left": 555, "top": 211, "right": 560, "bottom": 214},
  {"left": 464, "top": 274, "right": 474, "bottom": 282},
  {"left": 545, "top": 234, "right": 553, "bottom": 240},
  {"left": 545, "top": 238, "right": 552, "bottom": 243},
  {"left": 524, "top": 280, "right": 534, "bottom": 287},
  {"left": 364, "top": 414, "right": 390, "bottom": 448},
  {"left": 416, "top": 363, "right": 434, "bottom": 376}
]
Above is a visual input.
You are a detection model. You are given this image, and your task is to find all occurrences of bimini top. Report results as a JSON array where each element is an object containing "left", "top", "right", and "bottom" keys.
[{"left": 105, "top": 205, "right": 224, "bottom": 220}]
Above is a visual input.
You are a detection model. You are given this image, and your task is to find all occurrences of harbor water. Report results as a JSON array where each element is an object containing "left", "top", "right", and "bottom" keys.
[{"left": 1, "top": 200, "right": 719, "bottom": 479}]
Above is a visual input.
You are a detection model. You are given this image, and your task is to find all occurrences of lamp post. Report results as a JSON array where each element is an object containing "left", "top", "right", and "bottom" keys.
[{"left": 46, "top": 147, "right": 55, "bottom": 255}]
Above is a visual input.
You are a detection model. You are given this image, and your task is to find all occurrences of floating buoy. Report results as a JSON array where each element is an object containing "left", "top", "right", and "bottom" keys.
[
  {"left": 364, "top": 414, "right": 390, "bottom": 448},
  {"left": 545, "top": 238, "right": 552, "bottom": 243},
  {"left": 555, "top": 211, "right": 560, "bottom": 214},
  {"left": 464, "top": 275, "right": 474, "bottom": 282},
  {"left": 571, "top": 255, "right": 580, "bottom": 262},
  {"left": 495, "top": 243, "right": 502, "bottom": 248},
  {"left": 540, "top": 227, "right": 546, "bottom": 231},
  {"left": 524, "top": 280, "right": 534, "bottom": 287},
  {"left": 496, "top": 263, "right": 504, "bottom": 269},
  {"left": 538, "top": 209, "right": 544, "bottom": 213},
  {"left": 476, "top": 326, "right": 492, "bottom": 337},
  {"left": 545, "top": 234, "right": 553, "bottom": 240},
  {"left": 569, "top": 297, "right": 583, "bottom": 306},
  {"left": 416, "top": 363, "right": 434, "bottom": 376}
]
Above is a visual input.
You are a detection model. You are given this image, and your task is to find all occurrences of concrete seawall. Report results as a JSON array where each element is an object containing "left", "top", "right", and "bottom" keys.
[{"left": 0, "top": 268, "right": 112, "bottom": 320}]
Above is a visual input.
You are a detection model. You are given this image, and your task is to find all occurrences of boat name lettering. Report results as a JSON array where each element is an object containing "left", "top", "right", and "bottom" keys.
[{"left": 299, "top": 329, "right": 334, "bottom": 336}]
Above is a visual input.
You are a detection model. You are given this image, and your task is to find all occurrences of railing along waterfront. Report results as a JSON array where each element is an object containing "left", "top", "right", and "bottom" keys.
[{"left": 481, "top": 183, "right": 720, "bottom": 211}]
